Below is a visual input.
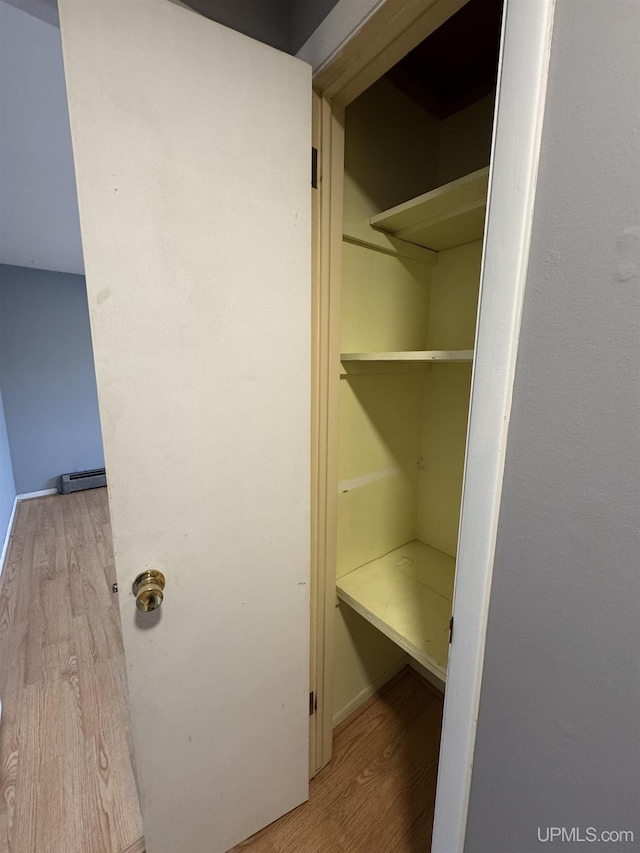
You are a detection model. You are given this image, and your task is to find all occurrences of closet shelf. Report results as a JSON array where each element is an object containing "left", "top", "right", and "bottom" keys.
[
  {"left": 336, "top": 540, "right": 455, "bottom": 681},
  {"left": 370, "top": 167, "right": 489, "bottom": 252},
  {"left": 341, "top": 350, "right": 473, "bottom": 362},
  {"left": 340, "top": 350, "right": 473, "bottom": 375}
]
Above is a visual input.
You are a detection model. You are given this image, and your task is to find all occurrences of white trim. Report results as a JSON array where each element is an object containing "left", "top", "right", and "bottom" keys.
[
  {"left": 332, "top": 655, "right": 407, "bottom": 728},
  {"left": 431, "top": 1, "right": 556, "bottom": 851},
  {"left": 0, "top": 490, "right": 56, "bottom": 580},
  {"left": 0, "top": 495, "right": 18, "bottom": 579},
  {"left": 16, "top": 488, "right": 57, "bottom": 500},
  {"left": 296, "top": 0, "right": 386, "bottom": 73}
]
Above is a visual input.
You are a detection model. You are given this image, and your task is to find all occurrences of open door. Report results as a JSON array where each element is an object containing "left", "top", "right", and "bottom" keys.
[{"left": 58, "top": 2, "right": 311, "bottom": 851}]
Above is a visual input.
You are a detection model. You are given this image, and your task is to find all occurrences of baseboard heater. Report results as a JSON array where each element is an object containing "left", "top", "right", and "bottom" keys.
[{"left": 58, "top": 468, "right": 107, "bottom": 495}]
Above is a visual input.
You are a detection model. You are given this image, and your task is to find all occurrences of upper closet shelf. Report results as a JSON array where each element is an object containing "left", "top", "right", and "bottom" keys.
[{"left": 370, "top": 167, "right": 489, "bottom": 252}]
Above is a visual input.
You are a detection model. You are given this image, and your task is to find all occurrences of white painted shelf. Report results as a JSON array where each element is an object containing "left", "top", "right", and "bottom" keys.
[
  {"left": 341, "top": 350, "right": 473, "bottom": 363},
  {"left": 340, "top": 350, "right": 473, "bottom": 375},
  {"left": 336, "top": 540, "right": 455, "bottom": 681},
  {"left": 370, "top": 167, "right": 489, "bottom": 252}
]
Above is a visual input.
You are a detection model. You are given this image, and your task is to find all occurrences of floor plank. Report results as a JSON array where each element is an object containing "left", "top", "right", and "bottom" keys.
[
  {"left": 0, "top": 491, "right": 143, "bottom": 853},
  {"left": 233, "top": 667, "right": 443, "bottom": 853}
]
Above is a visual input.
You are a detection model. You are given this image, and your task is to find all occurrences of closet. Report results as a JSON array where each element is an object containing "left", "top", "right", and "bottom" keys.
[{"left": 330, "top": 0, "right": 503, "bottom": 725}]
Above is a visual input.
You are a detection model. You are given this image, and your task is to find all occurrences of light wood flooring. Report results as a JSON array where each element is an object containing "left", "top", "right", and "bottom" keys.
[
  {"left": 0, "top": 490, "right": 143, "bottom": 853},
  {"left": 233, "top": 667, "right": 444, "bottom": 853},
  {"left": 0, "top": 491, "right": 443, "bottom": 853}
]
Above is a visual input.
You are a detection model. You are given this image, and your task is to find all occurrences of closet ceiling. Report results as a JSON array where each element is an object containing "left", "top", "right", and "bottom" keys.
[{"left": 386, "top": 0, "right": 504, "bottom": 119}]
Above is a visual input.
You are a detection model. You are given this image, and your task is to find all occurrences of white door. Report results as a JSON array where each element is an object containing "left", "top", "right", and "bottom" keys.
[{"left": 58, "top": 2, "right": 311, "bottom": 851}]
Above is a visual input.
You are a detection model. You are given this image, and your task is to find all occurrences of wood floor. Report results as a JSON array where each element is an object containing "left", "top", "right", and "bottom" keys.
[
  {"left": 0, "top": 491, "right": 443, "bottom": 853},
  {"left": 0, "top": 490, "right": 143, "bottom": 853},
  {"left": 233, "top": 667, "right": 444, "bottom": 853}
]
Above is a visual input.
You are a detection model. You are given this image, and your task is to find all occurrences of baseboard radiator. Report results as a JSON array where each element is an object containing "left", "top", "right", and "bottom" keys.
[{"left": 58, "top": 468, "right": 107, "bottom": 495}]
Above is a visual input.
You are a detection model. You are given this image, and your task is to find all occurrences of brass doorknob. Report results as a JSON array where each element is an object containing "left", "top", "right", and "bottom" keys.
[{"left": 133, "top": 570, "right": 166, "bottom": 612}]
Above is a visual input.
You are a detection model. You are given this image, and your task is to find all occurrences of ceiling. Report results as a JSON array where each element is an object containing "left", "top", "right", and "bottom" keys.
[{"left": 386, "top": 0, "right": 504, "bottom": 119}]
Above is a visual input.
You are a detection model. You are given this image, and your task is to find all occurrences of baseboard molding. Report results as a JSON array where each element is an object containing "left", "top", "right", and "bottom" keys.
[
  {"left": 332, "top": 656, "right": 408, "bottom": 728},
  {"left": 1, "top": 490, "right": 59, "bottom": 579},
  {"left": 408, "top": 659, "right": 446, "bottom": 694},
  {"left": 0, "top": 495, "right": 18, "bottom": 580},
  {"left": 16, "top": 488, "right": 57, "bottom": 501}
]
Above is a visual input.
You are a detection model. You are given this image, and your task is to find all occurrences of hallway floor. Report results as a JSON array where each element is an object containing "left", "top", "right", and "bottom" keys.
[
  {"left": 0, "top": 491, "right": 443, "bottom": 853},
  {"left": 0, "top": 491, "right": 143, "bottom": 853}
]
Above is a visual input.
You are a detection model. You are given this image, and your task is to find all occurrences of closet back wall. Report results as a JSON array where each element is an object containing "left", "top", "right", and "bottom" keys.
[{"left": 0, "top": 264, "right": 104, "bottom": 493}]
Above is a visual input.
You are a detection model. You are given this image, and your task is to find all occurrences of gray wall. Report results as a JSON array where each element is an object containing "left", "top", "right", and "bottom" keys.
[
  {"left": 0, "top": 385, "right": 16, "bottom": 549},
  {"left": 0, "top": 0, "right": 84, "bottom": 274},
  {"left": 288, "top": 0, "right": 340, "bottom": 54},
  {"left": 180, "top": 0, "right": 288, "bottom": 51},
  {"left": 178, "top": 0, "right": 341, "bottom": 54},
  {"left": 0, "top": 265, "right": 104, "bottom": 493},
  {"left": 465, "top": 2, "right": 640, "bottom": 851}
]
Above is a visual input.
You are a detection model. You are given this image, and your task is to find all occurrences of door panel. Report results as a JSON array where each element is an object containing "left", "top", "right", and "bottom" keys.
[{"left": 58, "top": 2, "right": 311, "bottom": 850}]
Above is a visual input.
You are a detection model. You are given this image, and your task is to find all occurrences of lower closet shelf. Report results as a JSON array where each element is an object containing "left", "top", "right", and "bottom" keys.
[{"left": 336, "top": 540, "right": 455, "bottom": 681}]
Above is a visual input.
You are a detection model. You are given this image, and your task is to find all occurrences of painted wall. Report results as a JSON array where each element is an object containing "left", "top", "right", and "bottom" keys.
[
  {"left": 334, "top": 71, "right": 492, "bottom": 723},
  {"left": 2, "top": 0, "right": 59, "bottom": 27},
  {"left": 0, "top": 0, "right": 83, "bottom": 275},
  {"left": 0, "top": 265, "right": 104, "bottom": 493},
  {"left": 288, "top": 0, "right": 340, "bottom": 55},
  {"left": 296, "top": 0, "right": 384, "bottom": 69},
  {"left": 344, "top": 77, "right": 440, "bottom": 221},
  {"left": 436, "top": 93, "right": 495, "bottom": 186},
  {"left": 0, "top": 385, "right": 16, "bottom": 559},
  {"left": 180, "top": 0, "right": 288, "bottom": 51},
  {"left": 180, "top": 0, "right": 340, "bottom": 54},
  {"left": 334, "top": 76, "right": 439, "bottom": 723},
  {"left": 465, "top": 1, "right": 640, "bottom": 850}
]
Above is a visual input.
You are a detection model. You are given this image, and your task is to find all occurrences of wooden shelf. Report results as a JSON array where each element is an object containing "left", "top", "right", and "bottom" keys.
[
  {"left": 336, "top": 540, "right": 455, "bottom": 681},
  {"left": 370, "top": 167, "right": 489, "bottom": 252}
]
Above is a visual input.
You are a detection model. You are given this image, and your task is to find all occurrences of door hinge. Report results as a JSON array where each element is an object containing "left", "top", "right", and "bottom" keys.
[
  {"left": 309, "top": 691, "right": 317, "bottom": 715},
  {"left": 449, "top": 616, "right": 454, "bottom": 644},
  {"left": 311, "top": 147, "right": 318, "bottom": 189}
]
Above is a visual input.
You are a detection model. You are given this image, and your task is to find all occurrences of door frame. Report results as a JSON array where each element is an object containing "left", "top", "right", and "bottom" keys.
[{"left": 309, "top": 0, "right": 556, "bottom": 849}]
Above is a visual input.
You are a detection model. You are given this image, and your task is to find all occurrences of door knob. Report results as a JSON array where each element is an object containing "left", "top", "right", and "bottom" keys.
[{"left": 133, "top": 570, "right": 166, "bottom": 612}]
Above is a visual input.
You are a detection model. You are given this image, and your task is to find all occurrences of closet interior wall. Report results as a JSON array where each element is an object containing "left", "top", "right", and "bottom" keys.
[{"left": 333, "top": 75, "right": 495, "bottom": 724}]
